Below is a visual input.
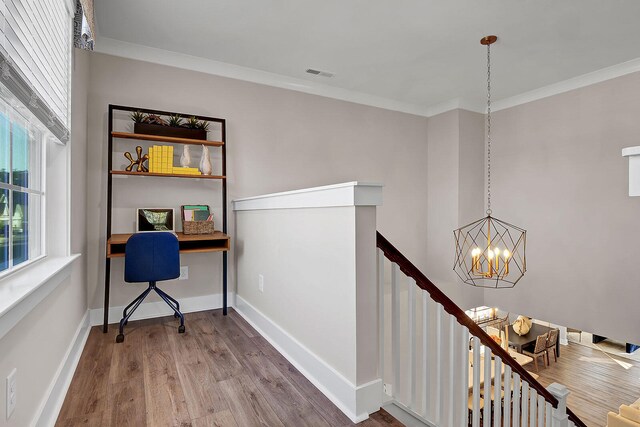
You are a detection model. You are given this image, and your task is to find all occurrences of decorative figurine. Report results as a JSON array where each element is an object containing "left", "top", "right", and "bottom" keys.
[
  {"left": 124, "top": 146, "right": 149, "bottom": 172},
  {"left": 199, "top": 144, "right": 212, "bottom": 175},
  {"left": 180, "top": 145, "right": 191, "bottom": 167}
]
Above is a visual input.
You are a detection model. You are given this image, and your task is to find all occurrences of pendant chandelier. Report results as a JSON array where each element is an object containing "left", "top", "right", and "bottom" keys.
[{"left": 453, "top": 35, "right": 527, "bottom": 289}]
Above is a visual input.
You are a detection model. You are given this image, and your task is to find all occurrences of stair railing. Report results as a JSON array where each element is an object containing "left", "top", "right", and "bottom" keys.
[{"left": 376, "top": 232, "right": 585, "bottom": 427}]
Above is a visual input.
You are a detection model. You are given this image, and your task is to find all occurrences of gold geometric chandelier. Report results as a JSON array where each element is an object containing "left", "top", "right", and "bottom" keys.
[{"left": 453, "top": 35, "right": 527, "bottom": 289}]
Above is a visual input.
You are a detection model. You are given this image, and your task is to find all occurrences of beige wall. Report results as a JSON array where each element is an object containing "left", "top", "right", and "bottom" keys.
[
  {"left": 236, "top": 207, "right": 359, "bottom": 382},
  {"left": 0, "top": 49, "right": 89, "bottom": 427},
  {"left": 485, "top": 71, "right": 640, "bottom": 344},
  {"left": 85, "top": 52, "right": 431, "bottom": 312},
  {"left": 426, "top": 109, "right": 485, "bottom": 309}
]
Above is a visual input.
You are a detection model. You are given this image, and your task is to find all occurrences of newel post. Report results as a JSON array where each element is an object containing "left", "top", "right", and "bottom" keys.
[{"left": 547, "top": 383, "right": 570, "bottom": 427}]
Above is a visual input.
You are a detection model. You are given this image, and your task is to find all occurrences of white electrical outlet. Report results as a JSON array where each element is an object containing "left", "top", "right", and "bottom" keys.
[
  {"left": 258, "top": 274, "right": 264, "bottom": 292},
  {"left": 383, "top": 382, "right": 392, "bottom": 396},
  {"left": 179, "top": 266, "right": 189, "bottom": 280},
  {"left": 6, "top": 368, "right": 16, "bottom": 419}
]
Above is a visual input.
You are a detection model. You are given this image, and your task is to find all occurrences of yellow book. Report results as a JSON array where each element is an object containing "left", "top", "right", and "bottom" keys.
[
  {"left": 172, "top": 167, "right": 201, "bottom": 175},
  {"left": 168, "top": 146, "right": 174, "bottom": 174},
  {"left": 161, "top": 146, "right": 168, "bottom": 173},
  {"left": 148, "top": 147, "right": 153, "bottom": 172}
]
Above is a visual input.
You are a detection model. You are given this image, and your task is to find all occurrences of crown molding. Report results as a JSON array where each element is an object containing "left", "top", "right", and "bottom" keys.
[
  {"left": 94, "top": 37, "right": 640, "bottom": 119},
  {"left": 492, "top": 57, "right": 640, "bottom": 112},
  {"left": 424, "top": 98, "right": 485, "bottom": 117},
  {"left": 94, "top": 37, "right": 431, "bottom": 117}
]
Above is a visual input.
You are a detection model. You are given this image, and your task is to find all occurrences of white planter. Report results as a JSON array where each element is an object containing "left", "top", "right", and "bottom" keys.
[{"left": 622, "top": 146, "right": 640, "bottom": 196}]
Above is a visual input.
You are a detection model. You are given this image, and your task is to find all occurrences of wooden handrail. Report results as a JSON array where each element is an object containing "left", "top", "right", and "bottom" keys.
[
  {"left": 377, "top": 232, "right": 586, "bottom": 427},
  {"left": 568, "top": 408, "right": 587, "bottom": 427}
]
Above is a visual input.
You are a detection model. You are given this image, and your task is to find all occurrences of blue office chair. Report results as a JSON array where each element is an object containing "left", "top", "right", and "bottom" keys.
[{"left": 116, "top": 232, "right": 185, "bottom": 343}]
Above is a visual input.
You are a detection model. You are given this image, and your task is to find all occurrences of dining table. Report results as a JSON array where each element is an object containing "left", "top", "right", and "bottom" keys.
[
  {"left": 508, "top": 323, "right": 560, "bottom": 357},
  {"left": 468, "top": 348, "right": 534, "bottom": 390}
]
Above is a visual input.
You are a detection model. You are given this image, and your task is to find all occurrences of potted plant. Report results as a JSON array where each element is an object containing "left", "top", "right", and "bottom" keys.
[{"left": 131, "top": 111, "right": 209, "bottom": 140}]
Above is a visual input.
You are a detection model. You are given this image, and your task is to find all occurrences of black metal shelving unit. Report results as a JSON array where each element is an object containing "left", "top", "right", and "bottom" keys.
[{"left": 103, "top": 104, "right": 229, "bottom": 333}]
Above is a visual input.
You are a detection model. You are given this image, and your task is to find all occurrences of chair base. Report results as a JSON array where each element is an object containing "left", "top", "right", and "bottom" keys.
[{"left": 116, "top": 281, "right": 185, "bottom": 343}]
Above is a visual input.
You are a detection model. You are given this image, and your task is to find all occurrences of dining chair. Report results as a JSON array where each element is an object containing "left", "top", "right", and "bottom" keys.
[
  {"left": 116, "top": 232, "right": 184, "bottom": 343},
  {"left": 467, "top": 395, "right": 485, "bottom": 427},
  {"left": 546, "top": 328, "right": 559, "bottom": 364},
  {"left": 523, "top": 332, "right": 548, "bottom": 372}
]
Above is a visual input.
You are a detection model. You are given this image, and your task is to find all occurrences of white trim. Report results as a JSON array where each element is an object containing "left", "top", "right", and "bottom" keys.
[
  {"left": 0, "top": 255, "right": 80, "bottom": 340},
  {"left": 233, "top": 181, "right": 383, "bottom": 211},
  {"left": 492, "top": 57, "right": 640, "bottom": 112},
  {"left": 424, "top": 98, "right": 485, "bottom": 117},
  {"left": 234, "top": 295, "right": 382, "bottom": 423},
  {"left": 89, "top": 292, "right": 228, "bottom": 326},
  {"left": 95, "top": 38, "right": 640, "bottom": 119},
  {"left": 383, "top": 402, "right": 436, "bottom": 427},
  {"left": 94, "top": 37, "right": 431, "bottom": 118},
  {"left": 622, "top": 146, "right": 640, "bottom": 157},
  {"left": 32, "top": 310, "right": 91, "bottom": 427}
]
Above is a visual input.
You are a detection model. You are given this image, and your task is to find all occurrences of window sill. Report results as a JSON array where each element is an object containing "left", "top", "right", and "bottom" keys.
[{"left": 0, "top": 254, "right": 80, "bottom": 341}]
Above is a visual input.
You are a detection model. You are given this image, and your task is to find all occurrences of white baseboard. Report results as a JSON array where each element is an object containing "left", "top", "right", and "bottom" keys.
[
  {"left": 234, "top": 295, "right": 382, "bottom": 423},
  {"left": 89, "top": 292, "right": 229, "bottom": 326},
  {"left": 32, "top": 310, "right": 91, "bottom": 427}
]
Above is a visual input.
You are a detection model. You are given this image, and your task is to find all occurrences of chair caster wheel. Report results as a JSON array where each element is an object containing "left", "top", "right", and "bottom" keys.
[
  {"left": 178, "top": 325, "right": 185, "bottom": 333},
  {"left": 116, "top": 334, "right": 125, "bottom": 343}
]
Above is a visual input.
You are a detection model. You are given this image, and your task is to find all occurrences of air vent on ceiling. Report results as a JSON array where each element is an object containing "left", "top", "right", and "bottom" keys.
[{"left": 306, "top": 68, "right": 334, "bottom": 78}]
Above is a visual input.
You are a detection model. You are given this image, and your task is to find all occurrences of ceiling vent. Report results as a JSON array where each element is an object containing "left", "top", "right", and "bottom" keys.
[{"left": 306, "top": 68, "right": 334, "bottom": 78}]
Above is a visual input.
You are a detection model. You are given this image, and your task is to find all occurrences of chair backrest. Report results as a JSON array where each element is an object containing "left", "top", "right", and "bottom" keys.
[
  {"left": 534, "top": 332, "right": 548, "bottom": 353},
  {"left": 547, "top": 328, "right": 559, "bottom": 347},
  {"left": 125, "top": 232, "right": 180, "bottom": 283}
]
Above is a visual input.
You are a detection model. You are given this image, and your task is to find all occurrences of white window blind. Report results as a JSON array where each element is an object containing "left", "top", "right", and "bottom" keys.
[{"left": 0, "top": 0, "right": 73, "bottom": 143}]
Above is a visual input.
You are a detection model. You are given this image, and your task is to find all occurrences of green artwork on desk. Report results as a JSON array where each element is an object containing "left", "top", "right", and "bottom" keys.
[{"left": 137, "top": 208, "right": 175, "bottom": 232}]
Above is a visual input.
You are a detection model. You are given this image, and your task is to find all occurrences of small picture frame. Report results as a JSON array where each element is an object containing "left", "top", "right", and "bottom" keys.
[{"left": 136, "top": 208, "right": 175, "bottom": 232}]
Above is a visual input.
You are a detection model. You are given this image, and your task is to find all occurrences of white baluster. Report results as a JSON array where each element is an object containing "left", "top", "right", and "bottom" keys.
[
  {"left": 504, "top": 365, "right": 512, "bottom": 427},
  {"left": 472, "top": 337, "right": 481, "bottom": 427},
  {"left": 483, "top": 345, "right": 491, "bottom": 424},
  {"left": 377, "top": 250, "right": 385, "bottom": 396},
  {"left": 493, "top": 356, "right": 502, "bottom": 427},
  {"left": 391, "top": 263, "right": 400, "bottom": 400},
  {"left": 522, "top": 382, "right": 529, "bottom": 427},
  {"left": 435, "top": 303, "right": 443, "bottom": 425},
  {"left": 422, "top": 292, "right": 430, "bottom": 418},
  {"left": 537, "top": 395, "right": 545, "bottom": 427},
  {"left": 545, "top": 401, "right": 552, "bottom": 427},
  {"left": 513, "top": 373, "right": 521, "bottom": 427},
  {"left": 408, "top": 279, "right": 416, "bottom": 409},
  {"left": 448, "top": 315, "right": 455, "bottom": 426},
  {"left": 530, "top": 388, "right": 538, "bottom": 426},
  {"left": 460, "top": 327, "right": 469, "bottom": 427}
]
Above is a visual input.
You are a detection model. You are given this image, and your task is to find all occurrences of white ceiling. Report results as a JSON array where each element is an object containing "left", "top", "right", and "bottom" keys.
[{"left": 94, "top": 0, "right": 640, "bottom": 114}]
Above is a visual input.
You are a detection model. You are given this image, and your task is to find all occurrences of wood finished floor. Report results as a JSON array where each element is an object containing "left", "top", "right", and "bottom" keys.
[
  {"left": 533, "top": 341, "right": 640, "bottom": 427},
  {"left": 56, "top": 309, "right": 403, "bottom": 427}
]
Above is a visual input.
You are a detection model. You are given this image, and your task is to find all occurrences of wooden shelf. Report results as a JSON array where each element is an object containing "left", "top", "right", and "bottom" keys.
[
  {"left": 110, "top": 170, "right": 226, "bottom": 180},
  {"left": 107, "top": 231, "right": 230, "bottom": 258},
  {"left": 111, "top": 131, "right": 224, "bottom": 147}
]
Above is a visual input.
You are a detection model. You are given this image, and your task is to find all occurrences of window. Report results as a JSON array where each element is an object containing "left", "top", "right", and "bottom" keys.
[
  {"left": 0, "top": 99, "right": 44, "bottom": 274},
  {"left": 0, "top": 0, "right": 73, "bottom": 277}
]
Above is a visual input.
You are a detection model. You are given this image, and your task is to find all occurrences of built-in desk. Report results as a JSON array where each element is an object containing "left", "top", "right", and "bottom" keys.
[
  {"left": 103, "top": 231, "right": 230, "bottom": 332},
  {"left": 107, "top": 232, "right": 230, "bottom": 257}
]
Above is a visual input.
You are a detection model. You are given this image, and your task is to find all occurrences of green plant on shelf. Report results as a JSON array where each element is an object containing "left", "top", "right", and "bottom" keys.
[
  {"left": 184, "top": 116, "right": 200, "bottom": 129},
  {"left": 168, "top": 114, "right": 184, "bottom": 127},
  {"left": 196, "top": 120, "right": 210, "bottom": 131},
  {"left": 130, "top": 110, "right": 147, "bottom": 123}
]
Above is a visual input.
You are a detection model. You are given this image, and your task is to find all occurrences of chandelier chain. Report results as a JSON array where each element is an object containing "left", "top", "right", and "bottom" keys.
[{"left": 486, "top": 41, "right": 492, "bottom": 216}]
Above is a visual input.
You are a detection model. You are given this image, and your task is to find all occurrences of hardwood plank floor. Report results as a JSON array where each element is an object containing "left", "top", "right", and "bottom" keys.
[
  {"left": 56, "top": 309, "right": 403, "bottom": 427},
  {"left": 533, "top": 341, "right": 640, "bottom": 427}
]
